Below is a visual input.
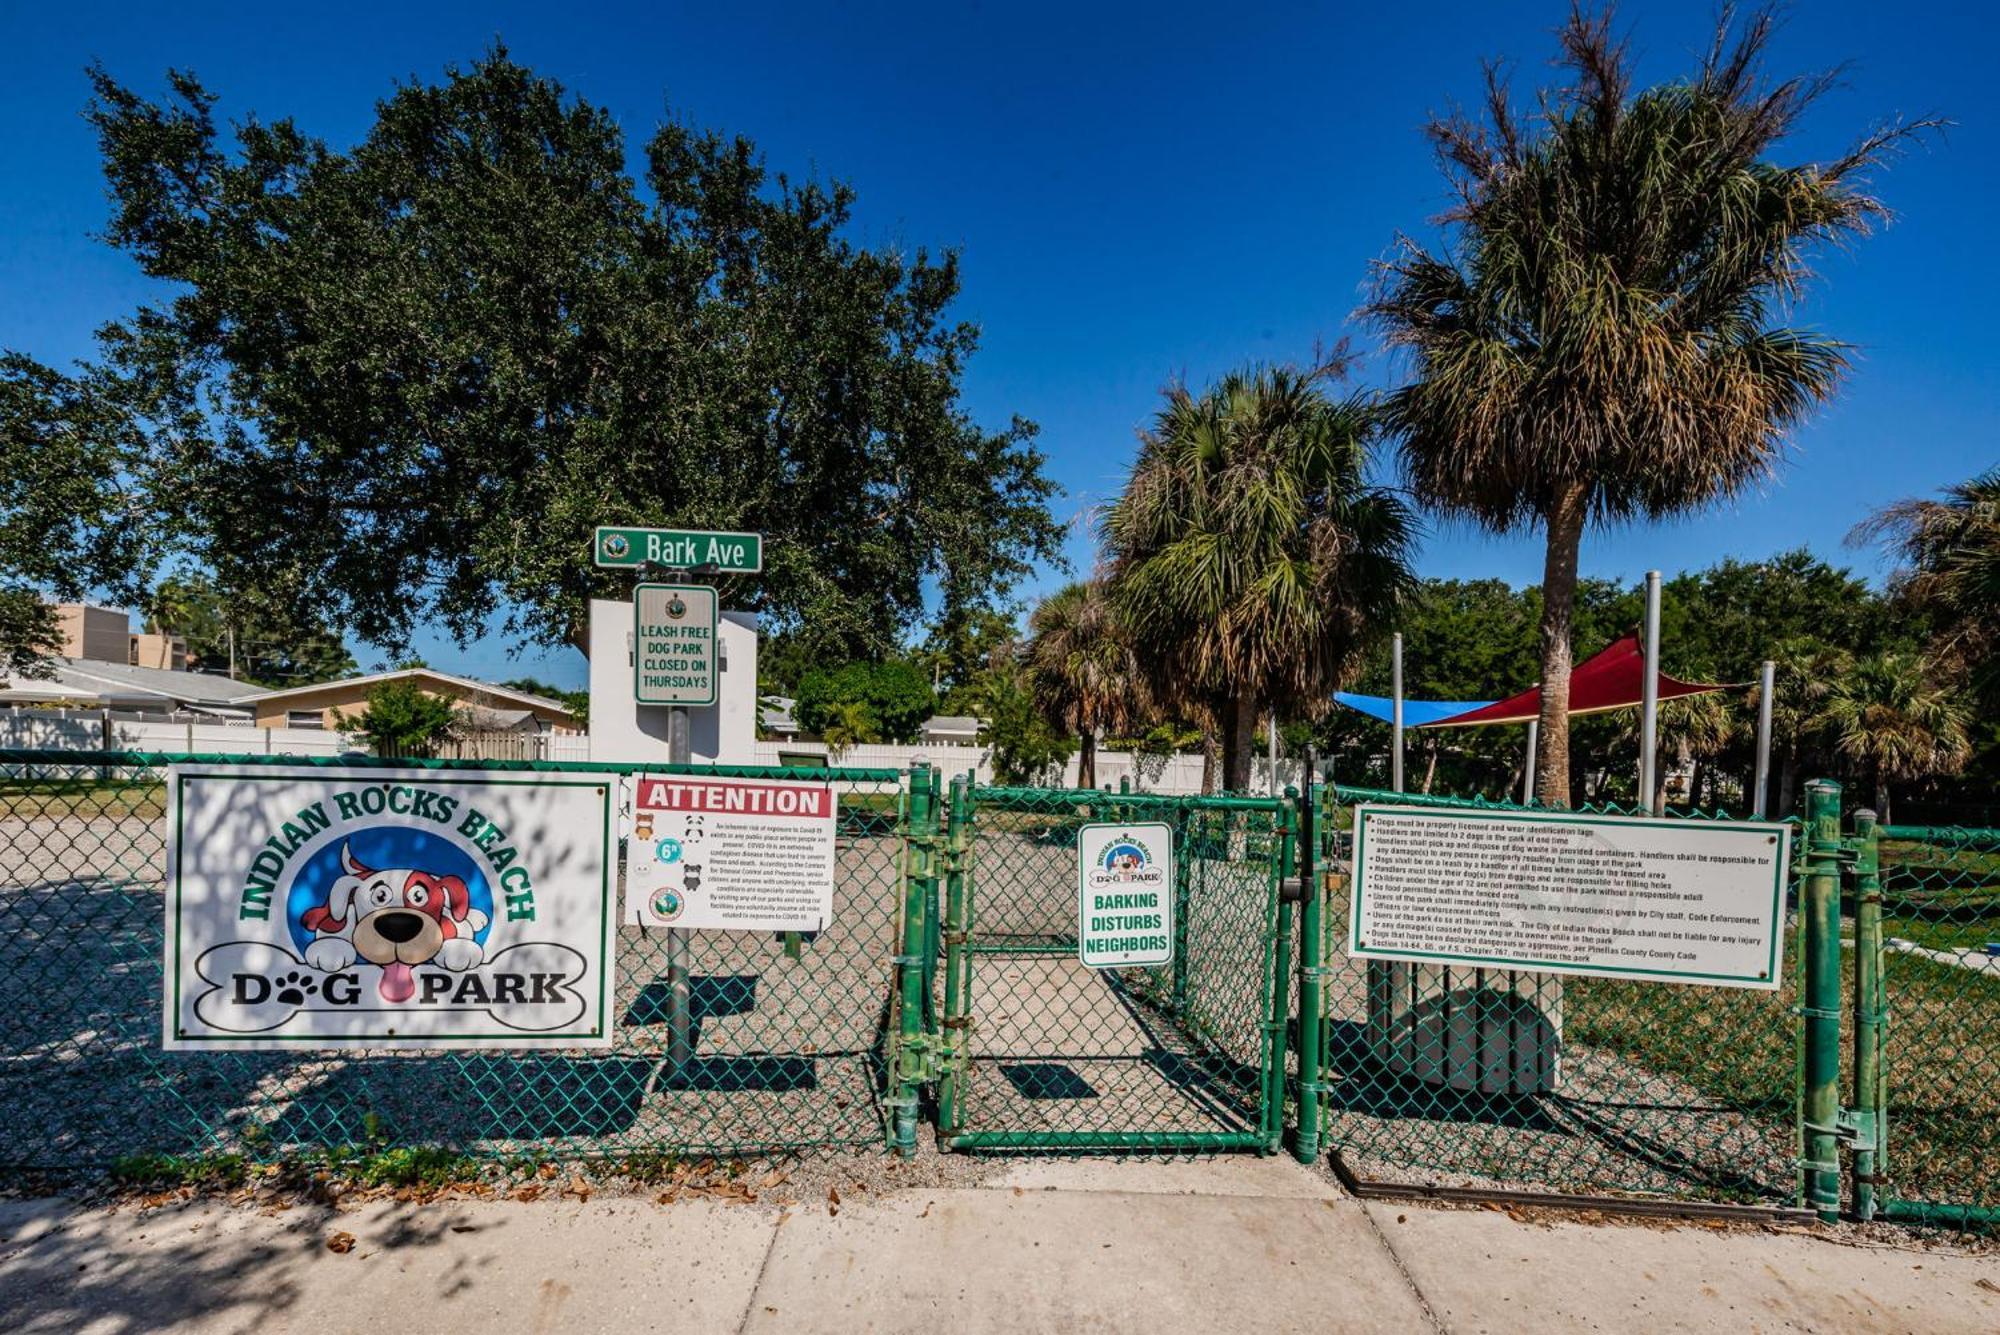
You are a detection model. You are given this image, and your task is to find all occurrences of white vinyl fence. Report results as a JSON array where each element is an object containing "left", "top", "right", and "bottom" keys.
[
  {"left": 0, "top": 709, "right": 592, "bottom": 762},
  {"left": 751, "top": 740, "right": 1304, "bottom": 795}
]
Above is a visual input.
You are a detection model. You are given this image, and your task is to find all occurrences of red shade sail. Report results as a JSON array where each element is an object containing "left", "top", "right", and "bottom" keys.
[{"left": 1418, "top": 634, "right": 1729, "bottom": 729}]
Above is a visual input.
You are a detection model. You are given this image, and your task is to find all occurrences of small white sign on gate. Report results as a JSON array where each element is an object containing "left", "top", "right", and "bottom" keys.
[{"left": 1076, "top": 822, "right": 1175, "bottom": 969}]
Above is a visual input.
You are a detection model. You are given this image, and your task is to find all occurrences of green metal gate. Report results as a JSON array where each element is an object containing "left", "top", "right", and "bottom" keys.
[{"left": 931, "top": 778, "right": 1293, "bottom": 1153}]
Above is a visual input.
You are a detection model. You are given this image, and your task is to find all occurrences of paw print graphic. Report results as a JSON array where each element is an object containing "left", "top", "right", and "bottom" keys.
[{"left": 275, "top": 970, "right": 319, "bottom": 1007}]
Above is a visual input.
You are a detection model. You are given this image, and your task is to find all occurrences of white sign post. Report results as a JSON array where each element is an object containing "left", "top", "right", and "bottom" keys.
[
  {"left": 164, "top": 765, "right": 618, "bottom": 1049},
  {"left": 1076, "top": 822, "right": 1175, "bottom": 969},
  {"left": 1349, "top": 804, "right": 1790, "bottom": 990},
  {"left": 626, "top": 775, "right": 837, "bottom": 931},
  {"left": 634, "top": 583, "right": 718, "bottom": 706}
]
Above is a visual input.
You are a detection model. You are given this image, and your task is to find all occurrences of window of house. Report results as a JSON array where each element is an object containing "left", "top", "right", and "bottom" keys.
[{"left": 286, "top": 710, "right": 326, "bottom": 730}]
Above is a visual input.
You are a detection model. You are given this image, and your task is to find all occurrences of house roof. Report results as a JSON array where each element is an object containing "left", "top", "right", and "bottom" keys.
[
  {"left": 760, "top": 695, "right": 800, "bottom": 732},
  {"left": 922, "top": 715, "right": 981, "bottom": 735},
  {"left": 4, "top": 660, "right": 269, "bottom": 711},
  {"left": 243, "top": 668, "right": 577, "bottom": 722}
]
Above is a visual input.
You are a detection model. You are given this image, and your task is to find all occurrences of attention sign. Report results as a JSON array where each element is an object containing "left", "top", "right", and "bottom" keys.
[
  {"left": 634, "top": 583, "right": 717, "bottom": 706},
  {"left": 1076, "top": 822, "right": 1175, "bottom": 969},
  {"left": 626, "top": 775, "right": 838, "bottom": 930},
  {"left": 164, "top": 765, "right": 617, "bottom": 1049},
  {"left": 1348, "top": 804, "right": 1790, "bottom": 989},
  {"left": 595, "top": 526, "right": 762, "bottom": 573}
]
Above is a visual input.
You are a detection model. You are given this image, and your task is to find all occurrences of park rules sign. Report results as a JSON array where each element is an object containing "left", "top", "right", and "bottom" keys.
[
  {"left": 1077, "top": 822, "right": 1175, "bottom": 968},
  {"left": 634, "top": 582, "right": 717, "bottom": 705},
  {"left": 626, "top": 775, "right": 838, "bottom": 931},
  {"left": 164, "top": 765, "right": 617, "bottom": 1049},
  {"left": 1349, "top": 804, "right": 1790, "bottom": 990}
]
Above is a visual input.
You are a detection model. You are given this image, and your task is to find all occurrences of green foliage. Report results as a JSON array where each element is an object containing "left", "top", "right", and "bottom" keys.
[
  {"left": 338, "top": 679, "right": 462, "bottom": 758},
  {"left": 500, "top": 676, "right": 589, "bottom": 727},
  {"left": 979, "top": 655, "right": 1075, "bottom": 785},
  {"left": 918, "top": 606, "right": 1021, "bottom": 714},
  {"left": 1105, "top": 360, "right": 1416, "bottom": 790},
  {"left": 818, "top": 699, "right": 881, "bottom": 758},
  {"left": 79, "top": 51, "right": 1063, "bottom": 663},
  {"left": 110, "top": 1151, "right": 249, "bottom": 1189},
  {"left": 143, "top": 570, "right": 357, "bottom": 686},
  {"left": 1027, "top": 580, "right": 1146, "bottom": 787},
  {"left": 1368, "top": 7, "right": 1922, "bottom": 801},
  {"left": 794, "top": 660, "right": 934, "bottom": 743},
  {"left": 0, "top": 354, "right": 153, "bottom": 675}
]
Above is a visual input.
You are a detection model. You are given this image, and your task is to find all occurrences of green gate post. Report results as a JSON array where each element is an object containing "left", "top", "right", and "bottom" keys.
[
  {"left": 1293, "top": 752, "right": 1325, "bottom": 1164},
  {"left": 937, "top": 774, "right": 974, "bottom": 1145},
  {"left": 1170, "top": 805, "right": 1194, "bottom": 1020},
  {"left": 1851, "top": 806, "right": 1886, "bottom": 1222},
  {"left": 1802, "top": 779, "right": 1844, "bottom": 1222},
  {"left": 892, "top": 764, "right": 938, "bottom": 1157},
  {"left": 1262, "top": 792, "right": 1298, "bottom": 1155}
]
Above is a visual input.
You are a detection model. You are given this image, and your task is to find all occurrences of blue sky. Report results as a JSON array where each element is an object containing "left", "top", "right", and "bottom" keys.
[{"left": 4, "top": 1, "right": 1994, "bottom": 691}]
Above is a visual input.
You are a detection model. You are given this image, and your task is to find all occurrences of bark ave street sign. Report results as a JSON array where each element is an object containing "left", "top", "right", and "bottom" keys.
[{"left": 594, "top": 526, "right": 762, "bottom": 573}]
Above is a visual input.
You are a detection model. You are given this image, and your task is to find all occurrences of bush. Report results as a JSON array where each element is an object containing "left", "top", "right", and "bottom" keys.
[{"left": 794, "top": 661, "right": 934, "bottom": 743}]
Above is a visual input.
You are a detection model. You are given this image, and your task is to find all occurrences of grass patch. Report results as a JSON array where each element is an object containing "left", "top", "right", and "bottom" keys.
[
  {"left": 110, "top": 1152, "right": 249, "bottom": 1189},
  {"left": 0, "top": 776, "right": 167, "bottom": 819}
]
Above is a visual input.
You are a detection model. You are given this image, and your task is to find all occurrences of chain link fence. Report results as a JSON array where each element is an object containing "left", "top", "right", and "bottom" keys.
[
  {"left": 936, "top": 785, "right": 1288, "bottom": 1152},
  {"left": 0, "top": 750, "right": 906, "bottom": 1171},
  {"left": 1871, "top": 821, "right": 2000, "bottom": 1228},
  {"left": 1311, "top": 784, "right": 1806, "bottom": 1208}
]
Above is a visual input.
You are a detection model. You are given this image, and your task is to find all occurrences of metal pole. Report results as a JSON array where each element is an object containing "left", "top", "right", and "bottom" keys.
[
  {"left": 1267, "top": 709, "right": 1280, "bottom": 795},
  {"left": 1639, "top": 571, "right": 1661, "bottom": 814},
  {"left": 659, "top": 562, "right": 695, "bottom": 1073},
  {"left": 1523, "top": 718, "right": 1539, "bottom": 806},
  {"left": 1851, "top": 807, "right": 1883, "bottom": 1222},
  {"left": 1293, "top": 747, "right": 1323, "bottom": 1163},
  {"left": 1802, "top": 779, "right": 1844, "bottom": 1222},
  {"left": 1390, "top": 632, "right": 1405, "bottom": 793},
  {"left": 1752, "top": 659, "right": 1776, "bottom": 819}
]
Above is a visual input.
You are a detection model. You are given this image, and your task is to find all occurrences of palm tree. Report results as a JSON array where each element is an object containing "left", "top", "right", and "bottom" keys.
[
  {"left": 1104, "top": 362, "right": 1416, "bottom": 791},
  {"left": 1027, "top": 579, "right": 1146, "bottom": 789},
  {"left": 1821, "top": 653, "right": 1971, "bottom": 824},
  {"left": 1760, "top": 638, "right": 1850, "bottom": 818},
  {"left": 1619, "top": 693, "right": 1735, "bottom": 812},
  {"left": 1856, "top": 467, "right": 2000, "bottom": 695},
  {"left": 819, "top": 700, "right": 879, "bottom": 762},
  {"left": 1368, "top": 6, "right": 1925, "bottom": 806}
]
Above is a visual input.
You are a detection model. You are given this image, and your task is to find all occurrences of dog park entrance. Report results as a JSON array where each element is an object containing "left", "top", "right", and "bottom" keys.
[{"left": 929, "top": 780, "right": 1291, "bottom": 1153}]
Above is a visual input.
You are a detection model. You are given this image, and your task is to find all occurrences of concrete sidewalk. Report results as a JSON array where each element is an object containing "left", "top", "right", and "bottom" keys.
[{"left": 2, "top": 1158, "right": 1994, "bottom": 1333}]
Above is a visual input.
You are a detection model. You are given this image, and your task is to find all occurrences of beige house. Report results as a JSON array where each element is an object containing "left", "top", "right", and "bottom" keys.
[
  {"left": 243, "top": 669, "right": 582, "bottom": 734},
  {"left": 52, "top": 602, "right": 191, "bottom": 671}
]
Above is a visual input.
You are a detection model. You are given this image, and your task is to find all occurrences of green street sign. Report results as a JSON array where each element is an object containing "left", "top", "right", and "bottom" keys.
[
  {"left": 634, "top": 583, "right": 719, "bottom": 706},
  {"left": 595, "top": 526, "right": 762, "bottom": 573}
]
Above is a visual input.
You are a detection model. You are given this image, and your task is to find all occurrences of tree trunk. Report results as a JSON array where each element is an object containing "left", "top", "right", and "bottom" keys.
[
  {"left": 1533, "top": 484, "right": 1588, "bottom": 808},
  {"left": 1778, "top": 747, "right": 1799, "bottom": 819},
  {"left": 1220, "top": 692, "right": 1258, "bottom": 793},
  {"left": 1078, "top": 729, "right": 1098, "bottom": 790},
  {"left": 1875, "top": 777, "right": 1891, "bottom": 826},
  {"left": 1200, "top": 722, "right": 1221, "bottom": 794},
  {"left": 1421, "top": 743, "right": 1439, "bottom": 795}
]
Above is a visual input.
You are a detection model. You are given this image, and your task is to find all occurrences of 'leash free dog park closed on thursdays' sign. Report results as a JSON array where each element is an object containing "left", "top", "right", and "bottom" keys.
[
  {"left": 164, "top": 765, "right": 617, "bottom": 1049},
  {"left": 634, "top": 582, "right": 717, "bottom": 706},
  {"left": 1348, "top": 804, "right": 1790, "bottom": 990},
  {"left": 1076, "top": 822, "right": 1175, "bottom": 968},
  {"left": 626, "top": 775, "right": 838, "bottom": 931}
]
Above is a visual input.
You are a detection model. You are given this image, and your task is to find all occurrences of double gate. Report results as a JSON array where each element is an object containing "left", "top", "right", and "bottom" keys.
[{"left": 912, "top": 777, "right": 1292, "bottom": 1153}]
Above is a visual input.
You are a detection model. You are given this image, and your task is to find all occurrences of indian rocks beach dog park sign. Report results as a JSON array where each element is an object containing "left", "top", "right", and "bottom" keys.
[{"left": 165, "top": 765, "right": 618, "bottom": 1049}]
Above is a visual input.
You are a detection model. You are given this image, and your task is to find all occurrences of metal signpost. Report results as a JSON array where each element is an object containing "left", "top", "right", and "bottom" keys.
[{"left": 597, "top": 525, "right": 762, "bottom": 1067}]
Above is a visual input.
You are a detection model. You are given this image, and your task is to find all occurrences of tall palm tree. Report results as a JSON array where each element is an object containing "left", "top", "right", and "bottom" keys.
[
  {"left": 1027, "top": 579, "right": 1145, "bottom": 789},
  {"left": 1104, "top": 362, "right": 1416, "bottom": 791},
  {"left": 1856, "top": 467, "right": 2000, "bottom": 695},
  {"left": 1821, "top": 653, "right": 1971, "bottom": 824},
  {"left": 819, "top": 700, "right": 879, "bottom": 762},
  {"left": 1368, "top": 6, "right": 1925, "bottom": 806}
]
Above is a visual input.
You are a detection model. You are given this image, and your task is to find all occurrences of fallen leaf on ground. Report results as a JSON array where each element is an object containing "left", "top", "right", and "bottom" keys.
[
  {"left": 325, "top": 1232, "right": 356, "bottom": 1254},
  {"left": 827, "top": 1186, "right": 841, "bottom": 1217}
]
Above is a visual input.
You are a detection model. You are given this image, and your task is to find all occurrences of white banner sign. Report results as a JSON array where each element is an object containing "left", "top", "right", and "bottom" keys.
[
  {"left": 626, "top": 775, "right": 837, "bottom": 930},
  {"left": 1077, "top": 822, "right": 1175, "bottom": 969},
  {"left": 1349, "top": 804, "right": 1790, "bottom": 989},
  {"left": 165, "top": 765, "right": 617, "bottom": 1049}
]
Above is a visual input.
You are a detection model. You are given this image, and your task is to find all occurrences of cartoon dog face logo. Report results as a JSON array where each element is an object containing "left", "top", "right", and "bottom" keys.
[{"left": 299, "top": 842, "right": 489, "bottom": 1001}]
